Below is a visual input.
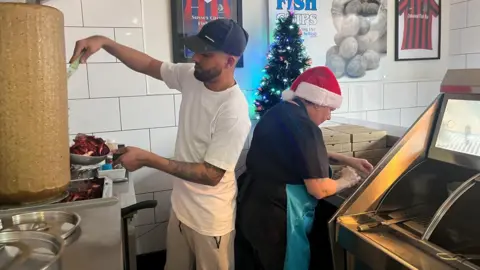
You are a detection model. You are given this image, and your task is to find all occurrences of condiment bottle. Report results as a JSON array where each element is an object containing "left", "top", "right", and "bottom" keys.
[
  {"left": 113, "top": 144, "right": 126, "bottom": 169},
  {"left": 106, "top": 139, "right": 118, "bottom": 153}
]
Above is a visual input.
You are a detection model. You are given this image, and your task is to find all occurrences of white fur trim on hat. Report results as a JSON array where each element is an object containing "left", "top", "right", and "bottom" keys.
[
  {"left": 281, "top": 89, "right": 295, "bottom": 100},
  {"left": 295, "top": 82, "right": 342, "bottom": 109}
]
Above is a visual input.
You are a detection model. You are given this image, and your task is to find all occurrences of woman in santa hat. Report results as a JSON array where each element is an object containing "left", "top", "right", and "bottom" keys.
[{"left": 235, "top": 66, "right": 373, "bottom": 270}]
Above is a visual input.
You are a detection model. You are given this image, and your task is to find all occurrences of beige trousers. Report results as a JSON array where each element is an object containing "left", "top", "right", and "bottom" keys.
[{"left": 164, "top": 211, "right": 235, "bottom": 270}]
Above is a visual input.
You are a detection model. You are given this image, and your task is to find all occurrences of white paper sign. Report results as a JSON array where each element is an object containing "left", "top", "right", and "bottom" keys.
[{"left": 268, "top": 0, "right": 387, "bottom": 82}]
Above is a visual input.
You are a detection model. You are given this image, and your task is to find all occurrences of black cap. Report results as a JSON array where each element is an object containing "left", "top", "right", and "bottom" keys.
[{"left": 184, "top": 19, "right": 249, "bottom": 57}]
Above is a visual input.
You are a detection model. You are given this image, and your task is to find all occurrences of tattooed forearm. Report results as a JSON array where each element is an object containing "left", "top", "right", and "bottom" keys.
[
  {"left": 166, "top": 160, "right": 197, "bottom": 183},
  {"left": 166, "top": 159, "right": 226, "bottom": 186},
  {"left": 142, "top": 153, "right": 226, "bottom": 186},
  {"left": 204, "top": 162, "right": 226, "bottom": 183}
]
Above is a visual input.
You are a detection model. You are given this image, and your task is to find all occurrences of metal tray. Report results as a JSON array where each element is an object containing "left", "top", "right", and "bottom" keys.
[
  {"left": 0, "top": 211, "right": 81, "bottom": 240},
  {"left": 0, "top": 192, "right": 69, "bottom": 211},
  {"left": 69, "top": 177, "right": 113, "bottom": 199},
  {"left": 70, "top": 153, "right": 107, "bottom": 166},
  {"left": 0, "top": 231, "right": 64, "bottom": 270},
  {"left": 70, "top": 164, "right": 99, "bottom": 180}
]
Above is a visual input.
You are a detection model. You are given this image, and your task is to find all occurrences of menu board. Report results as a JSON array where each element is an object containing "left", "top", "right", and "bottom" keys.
[{"left": 435, "top": 99, "right": 480, "bottom": 157}]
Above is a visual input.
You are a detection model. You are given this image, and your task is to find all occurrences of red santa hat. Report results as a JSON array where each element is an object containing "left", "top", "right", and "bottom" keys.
[{"left": 281, "top": 66, "right": 342, "bottom": 110}]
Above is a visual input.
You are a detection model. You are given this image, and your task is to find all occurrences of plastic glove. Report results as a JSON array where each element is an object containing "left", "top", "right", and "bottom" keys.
[{"left": 336, "top": 166, "right": 361, "bottom": 193}]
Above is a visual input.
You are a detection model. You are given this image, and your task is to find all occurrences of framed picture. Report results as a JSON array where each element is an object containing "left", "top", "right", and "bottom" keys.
[
  {"left": 394, "top": 0, "right": 441, "bottom": 61},
  {"left": 170, "top": 0, "right": 244, "bottom": 67}
]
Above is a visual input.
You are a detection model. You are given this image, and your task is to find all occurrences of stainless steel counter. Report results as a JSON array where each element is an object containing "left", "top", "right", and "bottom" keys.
[
  {"left": 113, "top": 179, "right": 137, "bottom": 208},
  {"left": 337, "top": 216, "right": 458, "bottom": 270},
  {"left": 322, "top": 117, "right": 408, "bottom": 207},
  {"left": 0, "top": 198, "right": 124, "bottom": 270},
  {"left": 0, "top": 179, "right": 136, "bottom": 270},
  {"left": 60, "top": 199, "right": 124, "bottom": 270}
]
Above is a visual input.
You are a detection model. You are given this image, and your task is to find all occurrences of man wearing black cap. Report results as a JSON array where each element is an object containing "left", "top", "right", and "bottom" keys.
[{"left": 70, "top": 19, "right": 250, "bottom": 270}]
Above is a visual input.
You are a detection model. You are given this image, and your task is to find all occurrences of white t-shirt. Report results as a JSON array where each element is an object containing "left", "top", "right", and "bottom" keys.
[{"left": 160, "top": 62, "right": 251, "bottom": 236}]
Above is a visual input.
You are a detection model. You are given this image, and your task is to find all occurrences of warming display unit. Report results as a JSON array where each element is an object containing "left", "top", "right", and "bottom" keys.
[{"left": 328, "top": 69, "right": 480, "bottom": 270}]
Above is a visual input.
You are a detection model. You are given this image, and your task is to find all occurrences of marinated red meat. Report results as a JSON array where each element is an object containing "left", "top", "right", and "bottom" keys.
[
  {"left": 70, "top": 134, "right": 110, "bottom": 156},
  {"left": 62, "top": 178, "right": 105, "bottom": 202}
]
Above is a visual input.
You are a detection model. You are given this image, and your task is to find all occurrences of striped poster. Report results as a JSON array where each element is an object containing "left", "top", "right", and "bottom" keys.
[{"left": 182, "top": 0, "right": 232, "bottom": 58}]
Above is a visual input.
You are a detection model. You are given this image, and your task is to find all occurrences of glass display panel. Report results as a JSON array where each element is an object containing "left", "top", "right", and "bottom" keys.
[{"left": 435, "top": 99, "right": 480, "bottom": 157}]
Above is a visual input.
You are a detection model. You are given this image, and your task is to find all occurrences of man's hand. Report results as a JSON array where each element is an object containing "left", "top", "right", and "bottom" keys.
[
  {"left": 344, "top": 157, "right": 374, "bottom": 175},
  {"left": 114, "top": 146, "right": 151, "bottom": 172},
  {"left": 69, "top": 35, "right": 162, "bottom": 80},
  {"left": 70, "top": 35, "right": 108, "bottom": 64}
]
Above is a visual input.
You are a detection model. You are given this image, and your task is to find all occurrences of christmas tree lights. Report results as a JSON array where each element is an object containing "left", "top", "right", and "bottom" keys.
[{"left": 253, "top": 11, "right": 311, "bottom": 118}]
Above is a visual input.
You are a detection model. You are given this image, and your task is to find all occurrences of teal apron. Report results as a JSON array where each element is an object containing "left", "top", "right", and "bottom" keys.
[{"left": 284, "top": 166, "right": 333, "bottom": 270}]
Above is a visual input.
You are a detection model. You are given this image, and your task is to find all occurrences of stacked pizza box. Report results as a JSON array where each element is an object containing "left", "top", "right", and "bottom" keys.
[{"left": 321, "top": 124, "right": 390, "bottom": 175}]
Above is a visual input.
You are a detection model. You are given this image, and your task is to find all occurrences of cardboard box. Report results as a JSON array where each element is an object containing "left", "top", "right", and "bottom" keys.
[
  {"left": 352, "top": 138, "right": 387, "bottom": 151},
  {"left": 321, "top": 128, "right": 351, "bottom": 144},
  {"left": 353, "top": 148, "right": 390, "bottom": 159},
  {"left": 325, "top": 124, "right": 363, "bottom": 131},
  {"left": 366, "top": 157, "right": 383, "bottom": 166},
  {"left": 387, "top": 135, "right": 399, "bottom": 147},
  {"left": 326, "top": 125, "right": 387, "bottom": 143},
  {"left": 325, "top": 143, "right": 352, "bottom": 153}
]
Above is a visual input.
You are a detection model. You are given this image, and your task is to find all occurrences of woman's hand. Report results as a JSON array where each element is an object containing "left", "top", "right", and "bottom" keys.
[
  {"left": 344, "top": 157, "right": 374, "bottom": 175},
  {"left": 336, "top": 166, "right": 362, "bottom": 192}
]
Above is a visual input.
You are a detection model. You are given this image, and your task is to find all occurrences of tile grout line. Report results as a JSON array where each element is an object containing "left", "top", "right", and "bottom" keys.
[
  {"left": 68, "top": 93, "right": 177, "bottom": 101},
  {"left": 148, "top": 129, "right": 153, "bottom": 152},
  {"left": 112, "top": 27, "right": 119, "bottom": 63},
  {"left": 135, "top": 189, "right": 173, "bottom": 196},
  {"left": 152, "top": 190, "right": 157, "bottom": 224},
  {"left": 135, "top": 220, "right": 169, "bottom": 239},
  {"left": 118, "top": 98, "right": 123, "bottom": 131},
  {"left": 72, "top": 125, "right": 179, "bottom": 136},
  {"left": 86, "top": 64, "right": 91, "bottom": 98},
  {"left": 65, "top": 26, "right": 144, "bottom": 29},
  {"left": 79, "top": 0, "right": 85, "bottom": 27}
]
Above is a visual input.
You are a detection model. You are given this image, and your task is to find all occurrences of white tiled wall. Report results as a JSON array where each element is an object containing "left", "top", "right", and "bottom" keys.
[
  {"left": 330, "top": 80, "right": 436, "bottom": 127},
  {"left": 448, "top": 0, "right": 480, "bottom": 69},
  {"left": 46, "top": 0, "right": 446, "bottom": 255},
  {"left": 46, "top": 0, "right": 177, "bottom": 254},
  {"left": 244, "top": 79, "right": 439, "bottom": 128}
]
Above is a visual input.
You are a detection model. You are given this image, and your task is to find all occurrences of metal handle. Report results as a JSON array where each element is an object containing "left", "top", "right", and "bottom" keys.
[
  {"left": 121, "top": 200, "right": 157, "bottom": 218},
  {"left": 357, "top": 216, "right": 414, "bottom": 232},
  {"left": 357, "top": 222, "right": 381, "bottom": 232}
]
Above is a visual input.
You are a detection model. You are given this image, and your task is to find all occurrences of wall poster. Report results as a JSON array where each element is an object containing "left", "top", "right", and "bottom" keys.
[
  {"left": 268, "top": 0, "right": 388, "bottom": 81},
  {"left": 395, "top": 0, "right": 441, "bottom": 61},
  {"left": 170, "top": 0, "right": 244, "bottom": 67}
]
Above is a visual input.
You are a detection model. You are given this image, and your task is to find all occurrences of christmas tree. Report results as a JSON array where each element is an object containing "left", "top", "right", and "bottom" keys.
[{"left": 253, "top": 11, "right": 312, "bottom": 118}]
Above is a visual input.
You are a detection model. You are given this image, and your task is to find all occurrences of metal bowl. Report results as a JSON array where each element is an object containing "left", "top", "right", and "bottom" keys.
[
  {"left": 0, "top": 230, "right": 65, "bottom": 270},
  {"left": 70, "top": 154, "right": 106, "bottom": 166}
]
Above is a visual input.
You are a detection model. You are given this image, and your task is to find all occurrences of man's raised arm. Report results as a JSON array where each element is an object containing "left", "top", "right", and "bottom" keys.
[{"left": 69, "top": 35, "right": 163, "bottom": 80}]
